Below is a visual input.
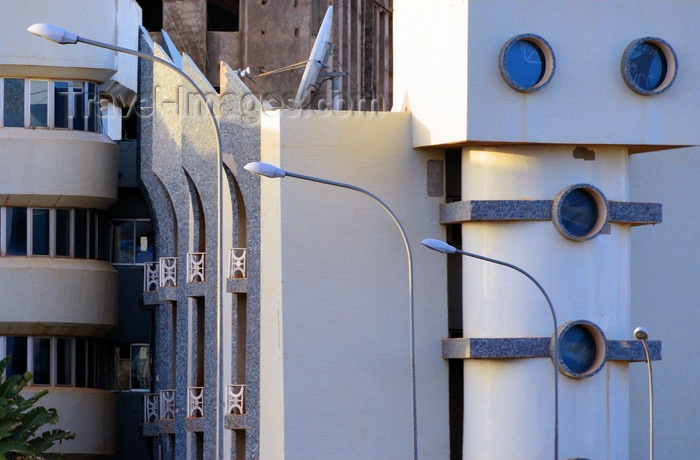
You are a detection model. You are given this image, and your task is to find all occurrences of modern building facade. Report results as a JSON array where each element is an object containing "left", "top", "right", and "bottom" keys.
[
  {"left": 0, "top": 0, "right": 142, "bottom": 457},
  {"left": 6, "top": 1, "right": 700, "bottom": 459}
]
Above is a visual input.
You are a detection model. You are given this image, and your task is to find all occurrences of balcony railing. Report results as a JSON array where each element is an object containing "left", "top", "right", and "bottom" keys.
[
  {"left": 160, "top": 257, "right": 177, "bottom": 288},
  {"left": 143, "top": 393, "right": 159, "bottom": 423},
  {"left": 229, "top": 248, "right": 247, "bottom": 279},
  {"left": 160, "top": 389, "right": 176, "bottom": 420},
  {"left": 144, "top": 262, "right": 159, "bottom": 292},
  {"left": 226, "top": 384, "right": 246, "bottom": 415},
  {"left": 188, "top": 387, "right": 204, "bottom": 418},
  {"left": 187, "top": 253, "right": 205, "bottom": 283}
]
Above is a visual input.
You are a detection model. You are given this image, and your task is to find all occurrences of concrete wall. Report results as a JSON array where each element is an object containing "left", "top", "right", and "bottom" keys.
[
  {"left": 4, "top": 0, "right": 140, "bottom": 90},
  {"left": 23, "top": 387, "right": 116, "bottom": 457},
  {"left": 259, "top": 109, "right": 449, "bottom": 459},
  {"left": 0, "top": 258, "right": 118, "bottom": 336},
  {"left": 394, "top": 0, "right": 700, "bottom": 149},
  {"left": 629, "top": 146, "right": 700, "bottom": 459},
  {"left": 0, "top": 129, "right": 118, "bottom": 209}
]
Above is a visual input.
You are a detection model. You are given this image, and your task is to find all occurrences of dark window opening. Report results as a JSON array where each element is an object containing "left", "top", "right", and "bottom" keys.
[
  {"left": 207, "top": 0, "right": 239, "bottom": 32},
  {"left": 136, "top": 0, "right": 163, "bottom": 31}
]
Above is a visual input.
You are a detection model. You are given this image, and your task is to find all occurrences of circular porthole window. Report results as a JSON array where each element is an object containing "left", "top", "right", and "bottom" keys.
[
  {"left": 555, "top": 320, "right": 606, "bottom": 379},
  {"left": 621, "top": 37, "right": 677, "bottom": 95},
  {"left": 552, "top": 184, "right": 608, "bottom": 242},
  {"left": 499, "top": 34, "right": 555, "bottom": 92}
]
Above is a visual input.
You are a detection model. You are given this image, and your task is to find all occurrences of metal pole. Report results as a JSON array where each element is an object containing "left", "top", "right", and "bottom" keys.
[
  {"left": 453, "top": 247, "right": 559, "bottom": 460},
  {"left": 76, "top": 35, "right": 226, "bottom": 457}
]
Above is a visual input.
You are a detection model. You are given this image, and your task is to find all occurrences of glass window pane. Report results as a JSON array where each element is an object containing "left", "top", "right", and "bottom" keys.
[
  {"left": 112, "top": 221, "right": 134, "bottom": 263},
  {"left": 4, "top": 78, "right": 24, "bottom": 127},
  {"left": 6, "top": 337, "right": 28, "bottom": 376},
  {"left": 56, "top": 209, "right": 70, "bottom": 257},
  {"left": 6, "top": 207, "right": 27, "bottom": 256},
  {"left": 75, "top": 338, "right": 86, "bottom": 388},
  {"left": 32, "top": 209, "right": 50, "bottom": 256},
  {"left": 32, "top": 338, "right": 50, "bottom": 385},
  {"left": 29, "top": 80, "right": 48, "bottom": 127},
  {"left": 87, "top": 83, "right": 98, "bottom": 132},
  {"left": 54, "top": 81, "right": 70, "bottom": 129},
  {"left": 135, "top": 221, "right": 154, "bottom": 263},
  {"left": 56, "top": 338, "right": 72, "bottom": 385},
  {"left": 74, "top": 209, "right": 88, "bottom": 259},
  {"left": 130, "top": 344, "right": 150, "bottom": 390},
  {"left": 72, "top": 82, "right": 84, "bottom": 131}
]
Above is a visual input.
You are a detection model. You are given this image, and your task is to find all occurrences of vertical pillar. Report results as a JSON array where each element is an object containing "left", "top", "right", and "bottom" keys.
[{"left": 459, "top": 145, "right": 631, "bottom": 459}]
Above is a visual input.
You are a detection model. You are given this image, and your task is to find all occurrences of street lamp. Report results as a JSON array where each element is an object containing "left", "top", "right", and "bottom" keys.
[
  {"left": 28, "top": 22, "right": 228, "bottom": 452},
  {"left": 244, "top": 161, "right": 418, "bottom": 460},
  {"left": 421, "top": 238, "right": 559, "bottom": 460}
]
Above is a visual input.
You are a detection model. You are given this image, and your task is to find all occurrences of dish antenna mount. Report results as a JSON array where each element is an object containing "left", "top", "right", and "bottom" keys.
[{"left": 294, "top": 6, "right": 346, "bottom": 110}]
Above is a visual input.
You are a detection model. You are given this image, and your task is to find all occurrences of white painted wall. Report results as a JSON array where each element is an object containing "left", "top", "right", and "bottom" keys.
[
  {"left": 629, "top": 146, "right": 700, "bottom": 459},
  {"left": 0, "top": 258, "right": 118, "bottom": 336},
  {"left": 394, "top": 0, "right": 700, "bottom": 149},
  {"left": 460, "top": 145, "right": 631, "bottom": 459},
  {"left": 1, "top": 0, "right": 140, "bottom": 89},
  {"left": 0, "top": 129, "right": 118, "bottom": 209},
  {"left": 260, "top": 110, "right": 449, "bottom": 459}
]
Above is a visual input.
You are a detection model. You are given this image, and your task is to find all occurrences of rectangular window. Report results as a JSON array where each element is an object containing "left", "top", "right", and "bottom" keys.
[
  {"left": 56, "top": 209, "right": 70, "bottom": 257},
  {"left": 56, "top": 338, "right": 72, "bottom": 386},
  {"left": 86, "top": 83, "right": 98, "bottom": 132},
  {"left": 32, "top": 209, "right": 50, "bottom": 256},
  {"left": 74, "top": 209, "right": 88, "bottom": 259},
  {"left": 72, "top": 82, "right": 84, "bottom": 131},
  {"left": 135, "top": 220, "right": 154, "bottom": 263},
  {"left": 29, "top": 80, "right": 48, "bottom": 127},
  {"left": 5, "top": 336, "right": 27, "bottom": 376},
  {"left": 4, "top": 78, "right": 24, "bottom": 127},
  {"left": 130, "top": 344, "right": 151, "bottom": 391},
  {"left": 54, "top": 81, "right": 70, "bottom": 129},
  {"left": 6, "top": 207, "right": 27, "bottom": 256},
  {"left": 112, "top": 220, "right": 135, "bottom": 264},
  {"left": 32, "top": 337, "right": 50, "bottom": 385}
]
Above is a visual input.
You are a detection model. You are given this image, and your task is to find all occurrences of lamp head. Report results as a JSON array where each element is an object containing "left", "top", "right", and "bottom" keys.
[
  {"left": 244, "top": 162, "right": 287, "bottom": 179},
  {"left": 421, "top": 238, "right": 457, "bottom": 255},
  {"left": 27, "top": 23, "right": 78, "bottom": 45},
  {"left": 633, "top": 327, "right": 649, "bottom": 341}
]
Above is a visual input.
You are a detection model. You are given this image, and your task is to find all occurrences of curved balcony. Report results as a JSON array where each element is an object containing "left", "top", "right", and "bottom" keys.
[
  {"left": 0, "top": 129, "right": 118, "bottom": 209},
  {"left": 0, "top": 0, "right": 140, "bottom": 88},
  {"left": 0, "top": 258, "right": 118, "bottom": 336},
  {"left": 22, "top": 387, "right": 115, "bottom": 457}
]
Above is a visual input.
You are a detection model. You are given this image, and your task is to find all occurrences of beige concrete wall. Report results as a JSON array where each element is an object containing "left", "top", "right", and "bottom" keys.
[
  {"left": 0, "top": 129, "right": 118, "bottom": 209},
  {"left": 259, "top": 109, "right": 449, "bottom": 459},
  {"left": 3, "top": 0, "right": 140, "bottom": 89},
  {"left": 629, "top": 146, "right": 700, "bottom": 459},
  {"left": 0, "top": 258, "right": 118, "bottom": 337},
  {"left": 22, "top": 387, "right": 116, "bottom": 457},
  {"left": 394, "top": 0, "right": 700, "bottom": 149}
]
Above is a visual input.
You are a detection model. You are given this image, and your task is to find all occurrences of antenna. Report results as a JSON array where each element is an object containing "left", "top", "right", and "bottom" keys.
[{"left": 293, "top": 6, "right": 345, "bottom": 110}]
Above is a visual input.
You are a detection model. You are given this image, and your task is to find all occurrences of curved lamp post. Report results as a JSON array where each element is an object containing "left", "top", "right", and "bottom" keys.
[
  {"left": 421, "top": 238, "right": 559, "bottom": 460},
  {"left": 244, "top": 161, "right": 418, "bottom": 460},
  {"left": 28, "top": 23, "right": 228, "bottom": 451},
  {"left": 634, "top": 326, "right": 654, "bottom": 460}
]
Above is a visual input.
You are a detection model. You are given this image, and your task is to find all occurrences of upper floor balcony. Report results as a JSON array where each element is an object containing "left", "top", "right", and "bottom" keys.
[{"left": 144, "top": 248, "right": 248, "bottom": 293}]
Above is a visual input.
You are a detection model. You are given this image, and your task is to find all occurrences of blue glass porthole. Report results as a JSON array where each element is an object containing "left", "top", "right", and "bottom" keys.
[
  {"left": 622, "top": 38, "right": 677, "bottom": 95},
  {"left": 552, "top": 184, "right": 608, "bottom": 242},
  {"left": 556, "top": 320, "right": 606, "bottom": 379},
  {"left": 500, "top": 34, "right": 555, "bottom": 92}
]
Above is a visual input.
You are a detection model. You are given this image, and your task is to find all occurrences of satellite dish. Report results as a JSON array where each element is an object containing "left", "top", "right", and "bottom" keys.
[{"left": 293, "top": 6, "right": 334, "bottom": 109}]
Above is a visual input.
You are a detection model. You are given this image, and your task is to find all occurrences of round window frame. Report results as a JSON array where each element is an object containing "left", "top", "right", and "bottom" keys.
[
  {"left": 552, "top": 184, "right": 608, "bottom": 242},
  {"left": 499, "top": 34, "right": 556, "bottom": 93},
  {"left": 554, "top": 320, "right": 607, "bottom": 379},
  {"left": 621, "top": 37, "right": 678, "bottom": 95}
]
